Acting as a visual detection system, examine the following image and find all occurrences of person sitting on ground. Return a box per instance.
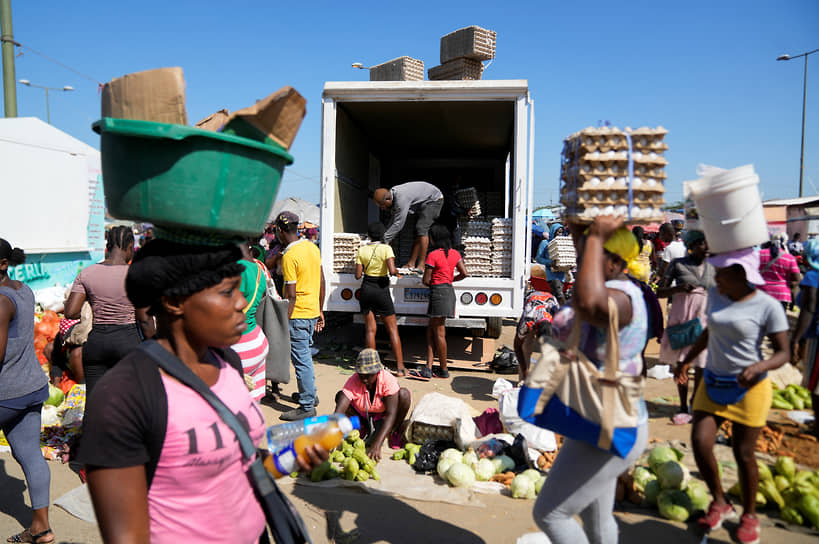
[356,222,405,377]
[514,265,558,383]
[334,348,411,461]
[373,181,444,271]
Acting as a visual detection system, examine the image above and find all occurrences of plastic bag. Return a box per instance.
[498,387,557,452]
[491,346,519,375]
[646,364,673,380]
[405,393,479,449]
[412,439,456,473]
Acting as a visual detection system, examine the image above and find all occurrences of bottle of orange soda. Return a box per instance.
[263,415,360,478]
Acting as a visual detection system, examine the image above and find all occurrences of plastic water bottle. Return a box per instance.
[265,414,340,452]
[263,415,360,479]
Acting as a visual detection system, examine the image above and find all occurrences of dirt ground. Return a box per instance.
[1,319,817,543]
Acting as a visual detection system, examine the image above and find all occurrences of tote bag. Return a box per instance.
[517,298,644,458]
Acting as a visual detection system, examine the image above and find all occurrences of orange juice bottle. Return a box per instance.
[263,415,360,478]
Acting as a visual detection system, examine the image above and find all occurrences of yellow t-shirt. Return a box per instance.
[282,239,322,319]
[355,243,395,277]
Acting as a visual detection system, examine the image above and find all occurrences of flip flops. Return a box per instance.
[433,368,450,379]
[408,367,432,381]
[395,369,408,378]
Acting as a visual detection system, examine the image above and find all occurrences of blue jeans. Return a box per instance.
[0,401,51,510]
[289,318,317,410]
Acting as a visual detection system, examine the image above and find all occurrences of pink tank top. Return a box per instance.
[149,357,266,543]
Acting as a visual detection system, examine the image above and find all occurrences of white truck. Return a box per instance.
[318,80,534,338]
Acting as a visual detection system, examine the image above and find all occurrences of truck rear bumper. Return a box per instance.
[351,314,488,329]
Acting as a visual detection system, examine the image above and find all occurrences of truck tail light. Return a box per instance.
[490,293,502,305]
[460,292,473,305]
[341,288,353,300]
[354,289,361,300]
[475,292,488,305]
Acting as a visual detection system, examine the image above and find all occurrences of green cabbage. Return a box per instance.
[657,489,693,522]
[644,479,662,506]
[520,469,543,482]
[446,463,476,488]
[462,450,479,469]
[511,474,536,499]
[491,455,515,474]
[440,448,463,464]
[633,466,657,492]
[648,446,680,473]
[437,458,456,479]
[657,461,689,490]
[685,480,710,513]
[475,458,495,481]
[535,475,546,494]
[45,384,64,407]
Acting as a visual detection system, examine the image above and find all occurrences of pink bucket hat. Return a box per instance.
[707,248,765,285]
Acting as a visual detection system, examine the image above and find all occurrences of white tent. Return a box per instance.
[268,197,320,226]
[0,117,103,253]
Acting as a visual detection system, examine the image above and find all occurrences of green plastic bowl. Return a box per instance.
[93,117,294,237]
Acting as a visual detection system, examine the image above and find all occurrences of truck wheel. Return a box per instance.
[485,317,503,339]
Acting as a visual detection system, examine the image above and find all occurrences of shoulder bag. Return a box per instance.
[138,340,311,544]
[254,262,292,384]
[517,298,644,458]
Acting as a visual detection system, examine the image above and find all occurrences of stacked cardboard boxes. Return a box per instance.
[428,26,496,81]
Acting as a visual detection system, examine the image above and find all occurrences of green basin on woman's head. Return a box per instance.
[93,117,293,237]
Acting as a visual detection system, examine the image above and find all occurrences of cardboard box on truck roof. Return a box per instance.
[101,67,187,125]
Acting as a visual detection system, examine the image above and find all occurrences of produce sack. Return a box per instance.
[518,298,644,458]
[497,383,557,452]
[405,393,479,449]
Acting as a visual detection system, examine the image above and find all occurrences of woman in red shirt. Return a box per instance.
[421,225,468,378]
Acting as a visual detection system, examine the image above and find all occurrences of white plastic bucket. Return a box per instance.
[682,180,701,231]
[689,164,768,254]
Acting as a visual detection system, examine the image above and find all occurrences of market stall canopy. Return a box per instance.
[268,197,320,226]
[532,208,556,221]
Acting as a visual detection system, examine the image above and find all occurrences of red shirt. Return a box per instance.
[341,369,400,414]
[425,248,462,285]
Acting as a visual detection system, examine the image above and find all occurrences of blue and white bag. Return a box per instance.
[517,298,644,458]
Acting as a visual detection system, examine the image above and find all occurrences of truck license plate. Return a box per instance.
[404,287,430,302]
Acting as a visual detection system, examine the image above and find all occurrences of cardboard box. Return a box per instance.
[222,86,306,150]
[369,57,424,81]
[195,109,230,132]
[101,67,187,125]
[440,26,497,63]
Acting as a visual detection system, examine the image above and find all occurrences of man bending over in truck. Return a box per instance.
[374,181,444,271]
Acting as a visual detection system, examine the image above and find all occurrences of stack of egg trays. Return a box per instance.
[559,126,668,223]
[547,235,576,272]
[490,218,513,277]
[463,236,491,277]
[333,233,361,274]
[455,186,481,217]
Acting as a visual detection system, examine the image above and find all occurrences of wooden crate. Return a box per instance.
[369,56,424,82]
[428,58,484,81]
[440,26,497,63]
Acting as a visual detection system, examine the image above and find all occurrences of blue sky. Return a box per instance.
[6,0,818,208]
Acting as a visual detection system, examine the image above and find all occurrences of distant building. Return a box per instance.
[763,196,819,239]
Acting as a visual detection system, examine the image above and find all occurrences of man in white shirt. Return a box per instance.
[658,222,686,277]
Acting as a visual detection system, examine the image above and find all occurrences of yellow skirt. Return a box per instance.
[692,377,772,428]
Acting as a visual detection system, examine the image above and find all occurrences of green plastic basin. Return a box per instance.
[93,117,294,236]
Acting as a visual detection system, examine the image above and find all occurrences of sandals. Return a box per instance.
[395,369,408,377]
[433,367,450,379]
[7,528,54,544]
[408,368,432,381]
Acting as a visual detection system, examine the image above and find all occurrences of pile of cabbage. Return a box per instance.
[625,445,708,522]
[727,455,819,530]
[434,448,546,498]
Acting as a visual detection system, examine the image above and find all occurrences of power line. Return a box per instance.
[2,37,103,86]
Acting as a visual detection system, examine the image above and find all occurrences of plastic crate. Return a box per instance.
[440,26,497,63]
[93,117,293,236]
[428,58,484,81]
[369,56,424,82]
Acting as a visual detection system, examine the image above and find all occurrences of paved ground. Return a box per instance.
[1,319,816,543]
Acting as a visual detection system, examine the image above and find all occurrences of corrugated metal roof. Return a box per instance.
[763,195,819,206]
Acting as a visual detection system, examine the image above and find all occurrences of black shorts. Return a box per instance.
[415,199,444,237]
[428,283,456,318]
[359,276,395,316]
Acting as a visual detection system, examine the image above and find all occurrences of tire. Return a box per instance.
[485,317,502,339]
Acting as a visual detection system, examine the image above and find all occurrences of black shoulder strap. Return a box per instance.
[136,340,311,544]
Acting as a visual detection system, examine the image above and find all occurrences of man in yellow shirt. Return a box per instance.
[276,211,325,421]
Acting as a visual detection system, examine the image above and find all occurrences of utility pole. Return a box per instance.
[0,0,17,117]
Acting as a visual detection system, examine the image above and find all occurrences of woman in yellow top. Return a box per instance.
[356,223,405,376]
[627,226,653,283]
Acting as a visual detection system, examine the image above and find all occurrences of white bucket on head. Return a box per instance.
[682,180,701,231]
[689,164,768,254]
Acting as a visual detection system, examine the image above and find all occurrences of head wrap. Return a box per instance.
[548,223,564,240]
[603,227,639,265]
[684,230,705,249]
[529,264,551,293]
[805,238,819,271]
[126,239,244,314]
[708,248,765,286]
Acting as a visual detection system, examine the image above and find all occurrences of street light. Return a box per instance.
[777,48,819,197]
[351,62,369,69]
[17,79,74,124]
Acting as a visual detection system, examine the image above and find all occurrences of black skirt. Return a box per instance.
[359,276,395,316]
[428,283,456,318]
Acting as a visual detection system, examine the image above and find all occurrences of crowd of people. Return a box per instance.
[4,194,819,543]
